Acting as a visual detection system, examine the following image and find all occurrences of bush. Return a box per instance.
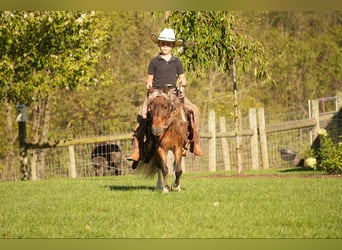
[314,130,342,174]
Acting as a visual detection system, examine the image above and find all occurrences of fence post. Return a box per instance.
[219,116,231,171]
[30,152,37,180]
[68,145,77,178]
[208,109,216,172]
[249,108,259,170]
[337,92,342,109]
[337,92,342,141]
[16,104,29,180]
[257,107,269,169]
[311,99,320,140]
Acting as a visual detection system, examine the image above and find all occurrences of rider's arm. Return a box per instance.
[146,74,153,89]
[178,74,187,87]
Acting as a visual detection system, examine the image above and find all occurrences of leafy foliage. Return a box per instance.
[0,11,106,105]
[314,134,342,174]
[242,11,342,113]
[166,11,268,82]
[50,11,162,136]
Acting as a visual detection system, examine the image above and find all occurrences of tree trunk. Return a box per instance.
[39,97,51,178]
[232,58,243,174]
[5,99,17,180]
[31,93,51,179]
[31,94,41,179]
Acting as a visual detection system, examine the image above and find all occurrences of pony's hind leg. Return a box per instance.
[157,169,163,191]
[157,168,169,193]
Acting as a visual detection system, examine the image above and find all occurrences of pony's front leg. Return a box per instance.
[171,149,183,192]
[161,165,170,193]
[171,169,182,192]
[157,149,170,192]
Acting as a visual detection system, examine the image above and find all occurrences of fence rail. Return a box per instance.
[1,94,341,181]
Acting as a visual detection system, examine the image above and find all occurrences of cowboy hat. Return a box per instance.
[151,28,183,47]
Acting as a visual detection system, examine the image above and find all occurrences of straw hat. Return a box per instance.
[151,28,183,47]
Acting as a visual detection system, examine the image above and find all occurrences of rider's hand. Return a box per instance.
[146,83,153,94]
[179,79,187,87]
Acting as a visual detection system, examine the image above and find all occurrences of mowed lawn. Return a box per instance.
[0,169,341,238]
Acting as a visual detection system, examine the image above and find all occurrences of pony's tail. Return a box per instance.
[134,154,159,178]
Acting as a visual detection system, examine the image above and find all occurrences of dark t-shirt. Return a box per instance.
[147,54,184,90]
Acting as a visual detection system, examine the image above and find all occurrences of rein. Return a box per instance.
[148,91,176,130]
[163,108,179,129]
[153,102,176,149]
[154,107,180,149]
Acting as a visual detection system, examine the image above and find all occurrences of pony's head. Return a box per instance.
[148,94,173,136]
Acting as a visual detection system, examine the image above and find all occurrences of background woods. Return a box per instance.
[1,11,342,179]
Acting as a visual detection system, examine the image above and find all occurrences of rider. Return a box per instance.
[128,28,204,161]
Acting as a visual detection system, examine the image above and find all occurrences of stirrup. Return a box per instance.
[182,142,190,156]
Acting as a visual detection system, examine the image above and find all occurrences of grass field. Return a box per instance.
[0,168,341,238]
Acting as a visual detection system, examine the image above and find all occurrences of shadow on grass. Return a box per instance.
[279,167,315,173]
[106,185,156,192]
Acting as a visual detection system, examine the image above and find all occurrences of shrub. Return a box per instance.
[313,130,342,174]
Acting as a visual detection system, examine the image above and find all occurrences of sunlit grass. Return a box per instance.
[0,169,341,238]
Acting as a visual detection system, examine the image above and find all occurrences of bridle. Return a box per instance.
[147,86,187,148]
[148,92,181,149]
[148,93,173,130]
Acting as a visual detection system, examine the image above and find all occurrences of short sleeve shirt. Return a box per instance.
[147,54,184,90]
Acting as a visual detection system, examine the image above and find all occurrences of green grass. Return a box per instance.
[0,169,341,238]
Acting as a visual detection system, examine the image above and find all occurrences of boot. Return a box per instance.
[127,136,139,161]
[193,140,205,156]
[192,125,204,156]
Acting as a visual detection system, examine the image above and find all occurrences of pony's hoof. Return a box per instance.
[162,186,170,193]
[171,183,181,192]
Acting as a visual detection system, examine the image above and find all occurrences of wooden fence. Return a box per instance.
[6,93,342,180]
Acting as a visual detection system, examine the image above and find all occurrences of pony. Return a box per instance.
[135,88,189,192]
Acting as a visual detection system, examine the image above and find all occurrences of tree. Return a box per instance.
[166,11,268,173]
[242,11,342,114]
[0,11,108,179]
[0,11,106,104]
[50,11,164,137]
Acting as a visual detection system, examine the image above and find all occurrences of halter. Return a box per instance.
[145,89,188,161]
[147,90,185,131]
